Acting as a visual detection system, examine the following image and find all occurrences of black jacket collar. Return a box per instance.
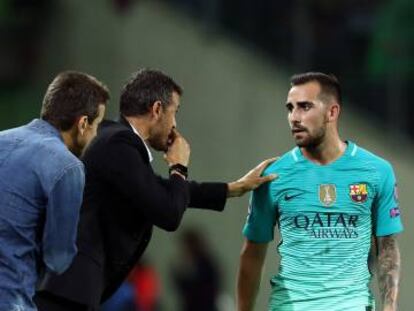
[119,115,132,130]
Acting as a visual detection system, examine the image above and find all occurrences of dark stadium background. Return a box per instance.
[0,1,412,310]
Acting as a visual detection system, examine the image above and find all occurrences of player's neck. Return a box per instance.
[301,135,347,165]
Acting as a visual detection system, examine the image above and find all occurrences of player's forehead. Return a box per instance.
[286,81,321,104]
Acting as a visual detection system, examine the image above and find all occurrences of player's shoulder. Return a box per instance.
[27,126,80,168]
[263,147,299,176]
[93,120,139,147]
[352,142,394,173]
[97,120,132,138]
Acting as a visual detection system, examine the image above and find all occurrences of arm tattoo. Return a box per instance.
[377,235,401,309]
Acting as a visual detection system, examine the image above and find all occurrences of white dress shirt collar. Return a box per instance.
[129,122,153,163]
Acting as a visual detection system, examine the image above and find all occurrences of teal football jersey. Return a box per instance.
[243,142,403,311]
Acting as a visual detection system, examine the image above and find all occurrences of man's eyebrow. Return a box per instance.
[297,101,313,105]
[285,101,314,108]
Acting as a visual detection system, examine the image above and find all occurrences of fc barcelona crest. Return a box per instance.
[349,183,368,203]
[319,184,336,206]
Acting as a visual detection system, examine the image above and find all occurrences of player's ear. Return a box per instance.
[76,116,89,136]
[150,101,163,121]
[327,102,340,122]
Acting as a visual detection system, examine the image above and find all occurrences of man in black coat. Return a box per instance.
[35,69,276,311]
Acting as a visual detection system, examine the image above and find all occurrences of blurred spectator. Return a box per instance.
[130,259,162,311]
[101,282,136,311]
[101,259,161,311]
[171,228,221,311]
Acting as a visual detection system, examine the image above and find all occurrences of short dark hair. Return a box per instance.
[290,72,342,105]
[120,69,183,116]
[41,71,109,131]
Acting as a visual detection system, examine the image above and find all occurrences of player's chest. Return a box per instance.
[275,173,376,214]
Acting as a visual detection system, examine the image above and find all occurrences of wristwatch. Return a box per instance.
[169,164,188,179]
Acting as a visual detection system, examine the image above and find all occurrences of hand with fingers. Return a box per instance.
[227,157,278,197]
[164,129,190,167]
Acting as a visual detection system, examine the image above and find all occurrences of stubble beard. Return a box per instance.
[295,126,326,150]
[148,130,169,152]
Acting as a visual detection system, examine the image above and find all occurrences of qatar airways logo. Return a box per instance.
[292,212,359,239]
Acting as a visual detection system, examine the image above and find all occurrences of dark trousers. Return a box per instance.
[34,292,91,311]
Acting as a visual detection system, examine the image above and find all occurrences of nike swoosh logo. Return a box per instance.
[284,193,303,201]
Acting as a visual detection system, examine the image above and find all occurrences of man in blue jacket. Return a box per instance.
[0,71,109,311]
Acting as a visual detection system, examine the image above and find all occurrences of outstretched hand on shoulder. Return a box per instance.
[227,157,278,198]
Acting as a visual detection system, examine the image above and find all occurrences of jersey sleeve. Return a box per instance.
[373,162,403,236]
[242,180,277,243]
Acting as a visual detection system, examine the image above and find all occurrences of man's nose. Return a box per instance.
[289,108,301,123]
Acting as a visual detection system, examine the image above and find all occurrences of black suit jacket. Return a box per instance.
[36,117,227,309]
